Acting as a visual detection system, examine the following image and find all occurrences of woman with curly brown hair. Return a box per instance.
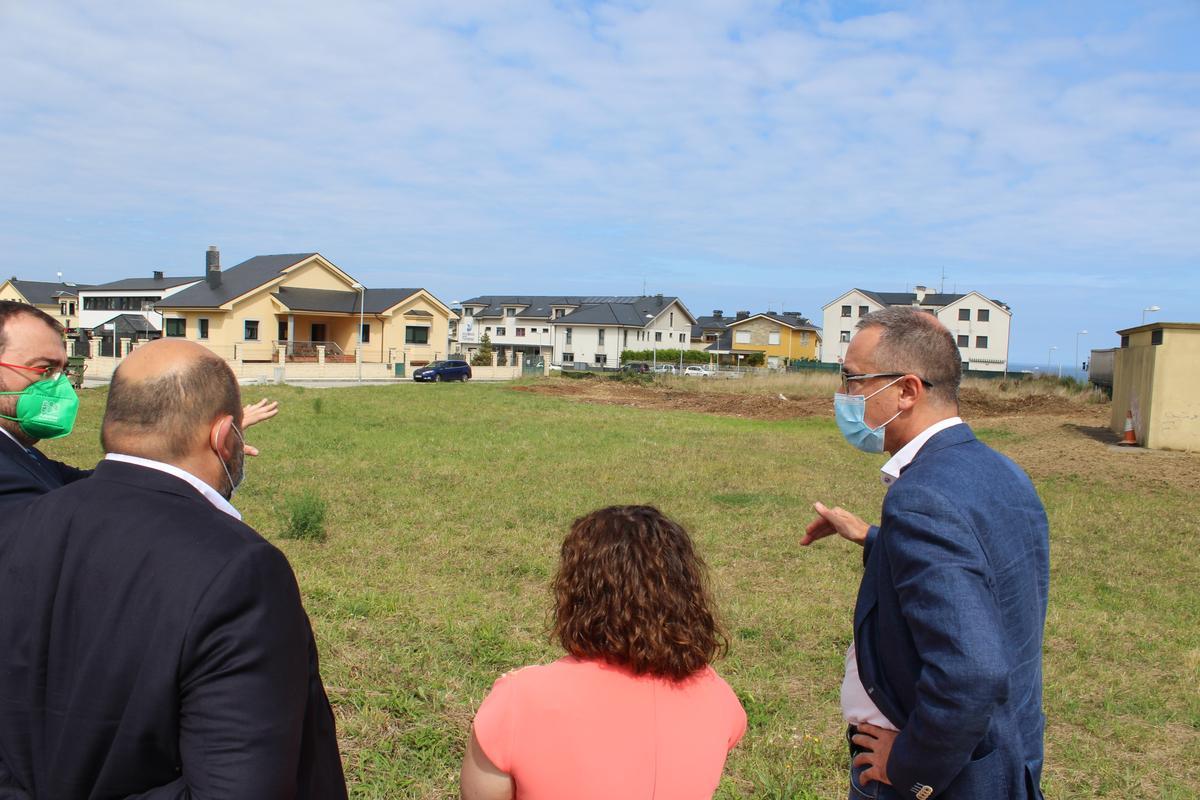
[460,505,746,800]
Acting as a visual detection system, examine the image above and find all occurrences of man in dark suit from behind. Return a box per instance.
[0,338,347,799]
[0,301,89,506]
[803,307,1049,799]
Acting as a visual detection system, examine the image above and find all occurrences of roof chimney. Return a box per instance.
[206,246,221,290]
[153,270,164,281]
[655,292,664,307]
[736,310,749,320]
[914,285,927,304]
[712,309,723,319]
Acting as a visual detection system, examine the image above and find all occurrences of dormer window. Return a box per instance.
[505,307,517,318]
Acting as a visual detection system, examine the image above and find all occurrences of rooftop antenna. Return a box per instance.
[940,267,947,294]
[642,278,647,296]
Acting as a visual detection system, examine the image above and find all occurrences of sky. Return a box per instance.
[2,1,1197,364]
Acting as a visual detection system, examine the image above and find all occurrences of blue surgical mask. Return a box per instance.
[834,377,903,454]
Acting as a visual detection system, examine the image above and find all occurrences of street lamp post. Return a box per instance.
[645,313,656,369]
[1047,345,1058,376]
[1142,305,1160,324]
[1075,330,1087,378]
[352,282,365,382]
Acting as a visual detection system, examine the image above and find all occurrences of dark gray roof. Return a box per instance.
[8,280,90,305]
[273,286,421,314]
[691,314,730,338]
[556,296,686,327]
[87,313,158,335]
[460,295,647,320]
[854,290,1010,312]
[158,254,318,309]
[88,276,203,291]
[729,311,821,331]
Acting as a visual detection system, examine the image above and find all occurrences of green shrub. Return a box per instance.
[282,490,327,541]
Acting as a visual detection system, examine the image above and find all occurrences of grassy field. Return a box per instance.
[45,380,1199,799]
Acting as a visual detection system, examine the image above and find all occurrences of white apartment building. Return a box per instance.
[78,271,204,332]
[455,294,696,368]
[821,286,1012,373]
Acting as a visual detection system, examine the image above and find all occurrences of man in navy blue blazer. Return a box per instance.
[804,307,1049,799]
[0,338,346,798]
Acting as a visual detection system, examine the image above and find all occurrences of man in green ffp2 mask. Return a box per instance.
[0,301,90,508]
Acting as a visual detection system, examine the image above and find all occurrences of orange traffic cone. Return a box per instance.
[1118,410,1138,446]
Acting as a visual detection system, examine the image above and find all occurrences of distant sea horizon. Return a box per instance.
[1006,361,1088,381]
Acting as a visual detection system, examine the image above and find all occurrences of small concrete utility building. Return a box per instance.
[1111,322,1200,451]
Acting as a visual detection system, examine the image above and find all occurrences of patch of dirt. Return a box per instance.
[513,379,1200,492]
[513,379,1089,423]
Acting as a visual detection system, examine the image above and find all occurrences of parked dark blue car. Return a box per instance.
[412,360,472,382]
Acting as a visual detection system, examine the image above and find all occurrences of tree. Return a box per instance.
[471,333,494,367]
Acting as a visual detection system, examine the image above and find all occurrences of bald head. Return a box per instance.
[102,339,242,460]
[855,306,962,407]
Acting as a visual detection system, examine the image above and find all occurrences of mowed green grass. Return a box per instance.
[45,382,1199,799]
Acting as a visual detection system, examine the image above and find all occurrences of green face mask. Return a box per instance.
[0,374,80,440]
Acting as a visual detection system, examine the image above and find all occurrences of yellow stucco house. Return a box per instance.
[723,312,822,369]
[154,249,452,366]
[0,278,87,333]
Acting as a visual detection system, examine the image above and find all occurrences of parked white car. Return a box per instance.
[653,364,677,374]
[683,365,714,377]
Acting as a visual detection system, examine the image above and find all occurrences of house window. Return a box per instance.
[405,326,430,344]
[840,331,850,343]
[957,335,969,347]
[669,312,674,326]
[768,331,780,345]
[958,308,970,321]
[977,309,990,322]
[565,328,572,345]
[485,326,491,333]
[624,330,628,346]
[595,354,607,365]
[60,302,68,315]
[496,327,507,336]
[735,331,751,344]
[464,307,474,316]
[554,309,565,318]
[1151,329,1164,346]
[1120,335,1130,348]
[244,320,259,341]
[516,327,526,337]
[801,332,809,345]
[598,329,605,345]
[361,324,371,344]
[165,319,185,337]
[975,336,988,349]
[841,305,852,317]
[505,307,516,318]
[198,318,209,339]
[655,331,662,342]
[679,333,685,343]
[562,352,574,362]
[858,305,869,317]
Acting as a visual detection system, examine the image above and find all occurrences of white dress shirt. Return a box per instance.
[104,453,241,520]
[840,416,964,729]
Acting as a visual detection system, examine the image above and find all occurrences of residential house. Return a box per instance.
[690,310,731,351]
[821,286,1012,372]
[723,311,821,369]
[455,294,696,368]
[0,278,89,333]
[154,248,452,366]
[78,272,204,332]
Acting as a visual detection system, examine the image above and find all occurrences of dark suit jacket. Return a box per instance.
[0,459,347,799]
[0,430,90,509]
[855,423,1049,799]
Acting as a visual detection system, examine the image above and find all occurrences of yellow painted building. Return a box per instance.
[1110,322,1200,451]
[154,250,452,366]
[724,312,822,369]
[0,278,85,333]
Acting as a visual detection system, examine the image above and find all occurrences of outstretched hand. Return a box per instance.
[801,501,871,547]
[240,399,280,457]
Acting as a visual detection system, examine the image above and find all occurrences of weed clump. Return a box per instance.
[282,490,327,541]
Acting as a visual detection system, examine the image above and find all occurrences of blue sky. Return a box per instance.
[2,0,1197,364]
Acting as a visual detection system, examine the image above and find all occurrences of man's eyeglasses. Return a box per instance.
[0,361,64,382]
[840,371,933,391]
